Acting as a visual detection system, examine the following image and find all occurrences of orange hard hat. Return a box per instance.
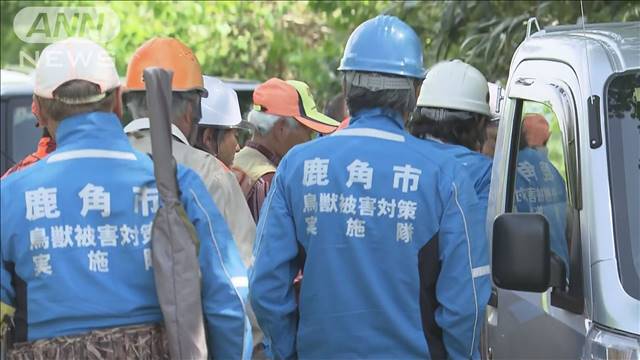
[125,37,207,96]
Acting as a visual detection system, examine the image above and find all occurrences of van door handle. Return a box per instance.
[515,77,535,86]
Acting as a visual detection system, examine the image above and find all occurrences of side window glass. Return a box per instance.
[510,101,572,284]
[9,96,40,165]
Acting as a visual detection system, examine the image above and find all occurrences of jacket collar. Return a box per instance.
[123,117,190,145]
[348,108,405,131]
[54,112,133,151]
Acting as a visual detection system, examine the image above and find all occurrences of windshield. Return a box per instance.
[606,70,640,300]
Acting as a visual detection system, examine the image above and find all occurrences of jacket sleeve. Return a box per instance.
[435,172,491,360]
[180,169,252,360]
[0,185,16,328]
[249,160,300,360]
[221,170,257,268]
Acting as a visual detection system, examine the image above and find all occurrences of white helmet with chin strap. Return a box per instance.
[416,59,491,117]
[200,76,246,128]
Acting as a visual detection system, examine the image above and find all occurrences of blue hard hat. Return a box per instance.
[338,15,426,79]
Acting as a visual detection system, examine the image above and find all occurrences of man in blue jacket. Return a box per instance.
[408,59,494,224]
[514,118,570,275]
[249,16,491,359]
[0,38,248,359]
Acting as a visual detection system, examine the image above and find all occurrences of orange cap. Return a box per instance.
[125,37,207,96]
[253,78,340,134]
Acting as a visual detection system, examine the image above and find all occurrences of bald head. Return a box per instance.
[523,113,550,147]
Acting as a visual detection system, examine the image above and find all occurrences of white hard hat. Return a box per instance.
[200,76,243,128]
[34,37,120,103]
[416,59,491,117]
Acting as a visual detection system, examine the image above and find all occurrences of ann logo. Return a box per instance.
[26,10,105,39]
[13,7,120,44]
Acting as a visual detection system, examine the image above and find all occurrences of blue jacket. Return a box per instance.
[424,140,492,222]
[0,112,250,359]
[514,147,569,273]
[249,108,491,359]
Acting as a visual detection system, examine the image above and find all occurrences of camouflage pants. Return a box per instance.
[8,324,169,360]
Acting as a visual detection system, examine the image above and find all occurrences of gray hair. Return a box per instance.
[125,91,200,125]
[247,110,299,136]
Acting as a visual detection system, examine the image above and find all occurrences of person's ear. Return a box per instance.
[182,102,194,129]
[203,128,215,150]
[178,102,199,144]
[32,96,48,128]
[112,87,123,120]
[273,118,288,142]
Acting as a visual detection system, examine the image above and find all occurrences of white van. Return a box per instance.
[485,20,639,359]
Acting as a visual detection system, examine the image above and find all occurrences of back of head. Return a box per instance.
[481,121,499,157]
[37,80,119,123]
[247,110,296,137]
[409,60,491,151]
[408,108,488,151]
[522,113,550,147]
[338,15,426,116]
[124,90,201,127]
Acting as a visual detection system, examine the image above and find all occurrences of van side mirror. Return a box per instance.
[492,213,566,292]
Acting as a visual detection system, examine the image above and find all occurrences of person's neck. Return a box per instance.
[48,123,60,141]
[249,136,282,166]
[251,137,278,156]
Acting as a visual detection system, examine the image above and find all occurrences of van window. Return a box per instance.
[1,96,40,174]
[10,97,40,162]
[509,101,574,288]
[606,70,640,301]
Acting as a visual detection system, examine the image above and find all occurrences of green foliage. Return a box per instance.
[399,0,640,83]
[1,0,638,108]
